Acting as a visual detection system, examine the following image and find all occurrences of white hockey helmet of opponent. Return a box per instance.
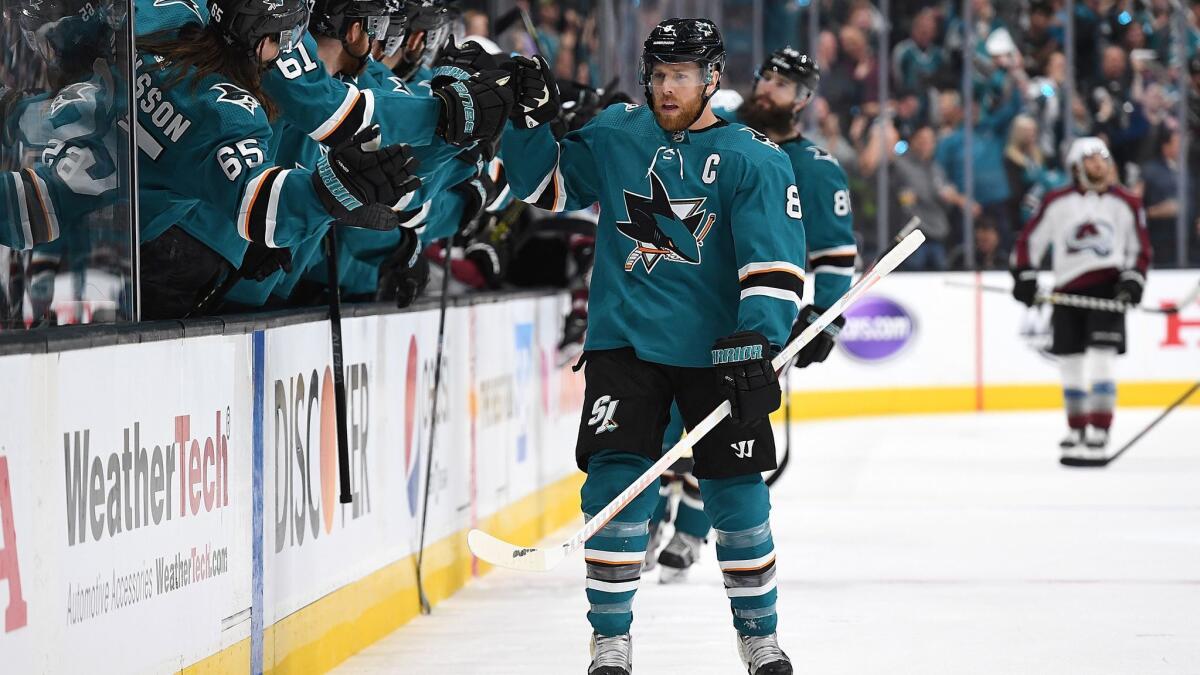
[1066,136,1113,191]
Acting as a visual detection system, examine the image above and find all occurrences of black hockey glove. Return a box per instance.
[712,331,781,425]
[1011,268,1039,307]
[789,305,844,369]
[238,241,293,282]
[504,55,561,129]
[313,125,421,228]
[430,37,498,85]
[433,70,515,147]
[1116,271,1145,305]
[375,228,428,308]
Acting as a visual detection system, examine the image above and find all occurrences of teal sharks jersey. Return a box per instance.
[777,136,856,310]
[134,51,336,264]
[500,104,807,368]
[2,62,124,251]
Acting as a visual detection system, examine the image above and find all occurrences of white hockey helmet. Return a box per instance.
[1066,136,1112,190]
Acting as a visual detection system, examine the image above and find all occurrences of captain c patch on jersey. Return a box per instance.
[616,170,717,273]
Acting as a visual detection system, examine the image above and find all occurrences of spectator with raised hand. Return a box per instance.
[935,51,1028,247]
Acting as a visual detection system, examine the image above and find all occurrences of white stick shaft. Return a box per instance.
[562,230,927,558]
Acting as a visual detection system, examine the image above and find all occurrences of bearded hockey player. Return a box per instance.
[1012,136,1151,465]
[501,18,804,675]
[647,48,859,584]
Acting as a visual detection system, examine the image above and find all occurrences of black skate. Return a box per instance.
[737,632,792,674]
[1061,427,1109,468]
[588,632,632,675]
[657,531,703,584]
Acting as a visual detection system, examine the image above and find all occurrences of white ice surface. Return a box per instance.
[335,409,1200,675]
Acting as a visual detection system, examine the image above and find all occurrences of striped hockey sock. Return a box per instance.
[581,452,658,637]
[701,474,778,637]
[1060,353,1088,429]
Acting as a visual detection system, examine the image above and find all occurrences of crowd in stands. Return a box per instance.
[793,0,1200,269]
[1,0,1197,331]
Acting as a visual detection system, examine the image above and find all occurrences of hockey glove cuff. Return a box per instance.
[712,331,781,424]
[433,71,515,147]
[790,305,844,369]
[1011,268,1039,307]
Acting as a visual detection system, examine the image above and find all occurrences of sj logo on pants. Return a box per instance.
[588,395,620,435]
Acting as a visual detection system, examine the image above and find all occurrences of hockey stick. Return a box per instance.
[1061,380,1200,468]
[468,230,927,572]
[415,238,454,614]
[765,370,790,488]
[944,280,1186,315]
[765,216,922,489]
[323,230,354,504]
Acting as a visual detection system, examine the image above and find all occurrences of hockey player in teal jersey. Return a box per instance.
[132,0,422,318]
[1,0,125,253]
[648,48,860,584]
[737,48,856,325]
[501,19,801,675]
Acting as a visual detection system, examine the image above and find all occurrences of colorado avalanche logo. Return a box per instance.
[210,83,260,115]
[1066,219,1114,257]
[616,170,716,273]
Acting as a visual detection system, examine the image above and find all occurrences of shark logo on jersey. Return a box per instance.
[1065,219,1114,257]
[616,169,717,273]
[739,126,781,152]
[153,0,202,21]
[806,145,840,165]
[386,76,412,93]
[210,83,260,115]
[49,82,98,118]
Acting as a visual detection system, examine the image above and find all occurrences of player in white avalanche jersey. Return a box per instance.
[1012,137,1151,464]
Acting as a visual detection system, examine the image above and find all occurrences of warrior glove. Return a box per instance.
[313,125,421,230]
[504,55,561,129]
[712,331,781,425]
[434,70,515,147]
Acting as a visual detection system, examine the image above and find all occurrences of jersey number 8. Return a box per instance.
[833,189,851,217]
[786,185,803,220]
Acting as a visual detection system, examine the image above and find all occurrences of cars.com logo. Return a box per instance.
[838,296,916,362]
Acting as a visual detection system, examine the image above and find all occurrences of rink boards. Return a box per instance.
[0,270,1197,673]
[780,269,1200,418]
[0,293,585,673]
